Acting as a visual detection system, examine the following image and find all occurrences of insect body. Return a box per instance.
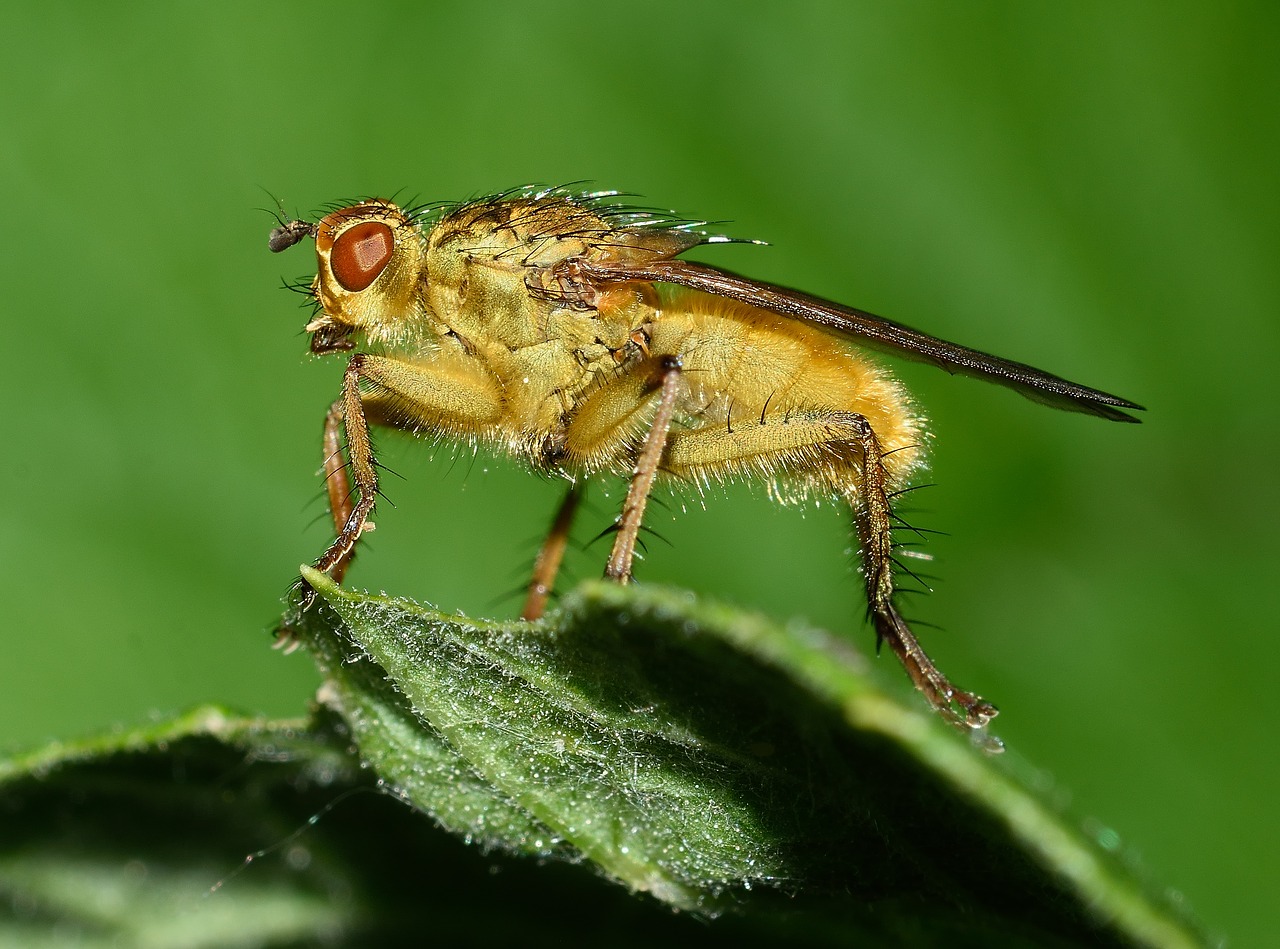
[270,187,1141,740]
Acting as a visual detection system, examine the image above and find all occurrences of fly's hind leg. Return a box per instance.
[845,415,999,734]
[664,409,998,737]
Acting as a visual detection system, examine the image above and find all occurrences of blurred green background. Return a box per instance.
[3,2,1274,943]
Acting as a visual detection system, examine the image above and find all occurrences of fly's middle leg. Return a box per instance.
[605,357,684,582]
[522,483,584,620]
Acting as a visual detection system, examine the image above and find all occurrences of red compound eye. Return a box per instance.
[330,221,393,291]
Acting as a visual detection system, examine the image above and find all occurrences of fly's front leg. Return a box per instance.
[299,349,505,609]
[301,354,379,607]
[320,398,361,586]
[606,356,683,582]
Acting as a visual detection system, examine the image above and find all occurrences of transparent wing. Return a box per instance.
[575,258,1143,422]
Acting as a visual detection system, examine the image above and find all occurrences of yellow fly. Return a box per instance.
[269,187,1141,741]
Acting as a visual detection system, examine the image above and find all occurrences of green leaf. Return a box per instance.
[0,708,367,947]
[288,568,1208,946]
[0,576,1208,946]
